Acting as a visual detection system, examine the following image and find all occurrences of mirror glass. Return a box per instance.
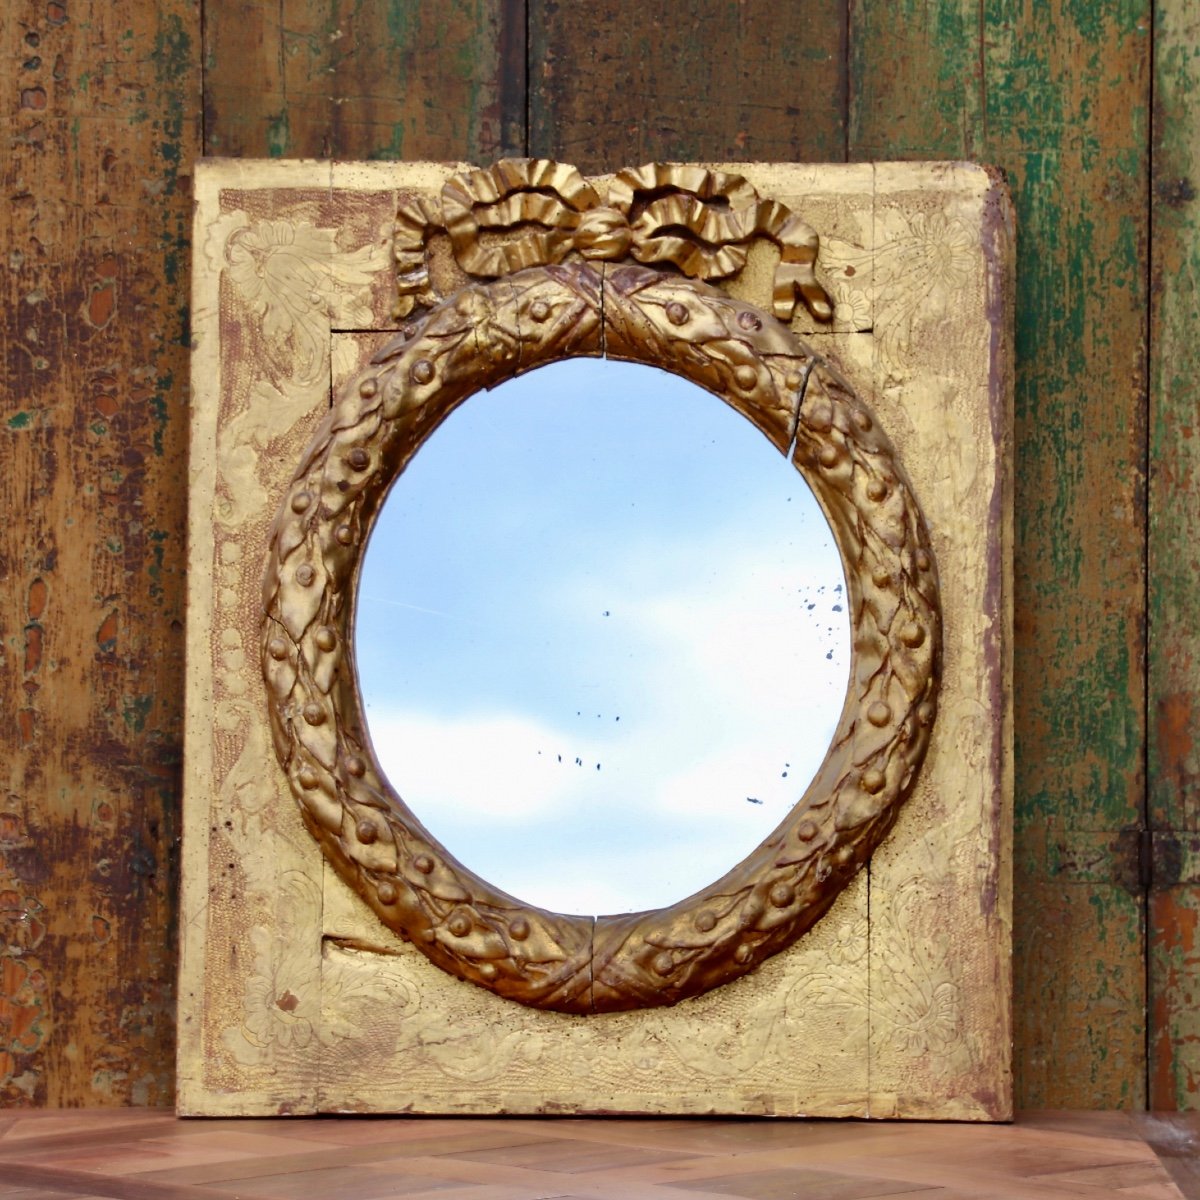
[356,358,850,916]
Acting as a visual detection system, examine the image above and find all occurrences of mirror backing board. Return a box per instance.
[180,159,1013,1119]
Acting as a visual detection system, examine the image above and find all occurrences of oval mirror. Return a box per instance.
[355,358,851,916]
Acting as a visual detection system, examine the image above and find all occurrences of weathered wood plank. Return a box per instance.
[528,1,845,173]
[0,0,1172,1111]
[1151,885,1200,1110]
[850,0,1151,1108]
[203,0,519,160]
[0,1,199,1104]
[1148,0,1200,1111]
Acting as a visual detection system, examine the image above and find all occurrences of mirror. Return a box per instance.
[356,358,850,915]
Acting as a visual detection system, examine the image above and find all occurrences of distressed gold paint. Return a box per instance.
[180,159,1011,1119]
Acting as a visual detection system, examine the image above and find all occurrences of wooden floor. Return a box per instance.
[0,1110,1196,1200]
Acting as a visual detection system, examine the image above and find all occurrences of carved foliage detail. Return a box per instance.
[261,263,942,1014]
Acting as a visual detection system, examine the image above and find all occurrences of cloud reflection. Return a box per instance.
[356,359,849,915]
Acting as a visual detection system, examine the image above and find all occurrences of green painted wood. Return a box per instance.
[203,0,521,160]
[851,0,1151,1109]
[528,1,845,173]
[1148,0,1200,1111]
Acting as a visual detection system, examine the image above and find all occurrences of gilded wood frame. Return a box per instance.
[262,253,939,1013]
[181,159,1012,1118]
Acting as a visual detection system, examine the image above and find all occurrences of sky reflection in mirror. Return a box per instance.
[356,358,849,916]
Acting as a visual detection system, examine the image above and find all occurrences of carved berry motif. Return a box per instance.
[261,263,940,1014]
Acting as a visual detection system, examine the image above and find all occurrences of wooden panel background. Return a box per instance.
[0,0,1191,1111]
[1149,0,1200,1113]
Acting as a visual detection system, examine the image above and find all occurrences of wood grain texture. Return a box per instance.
[1133,1111,1200,1196]
[528,1,845,173]
[850,0,1151,1109]
[203,0,519,160]
[1149,0,1200,1112]
[0,1,198,1105]
[0,1108,1189,1199]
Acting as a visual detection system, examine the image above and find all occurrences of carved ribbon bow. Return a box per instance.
[394,159,834,324]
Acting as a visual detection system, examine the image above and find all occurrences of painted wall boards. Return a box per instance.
[1,0,1191,1110]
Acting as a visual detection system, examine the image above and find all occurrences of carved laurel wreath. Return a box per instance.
[261,160,941,1014]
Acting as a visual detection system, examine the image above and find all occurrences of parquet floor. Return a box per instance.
[0,1110,1196,1200]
